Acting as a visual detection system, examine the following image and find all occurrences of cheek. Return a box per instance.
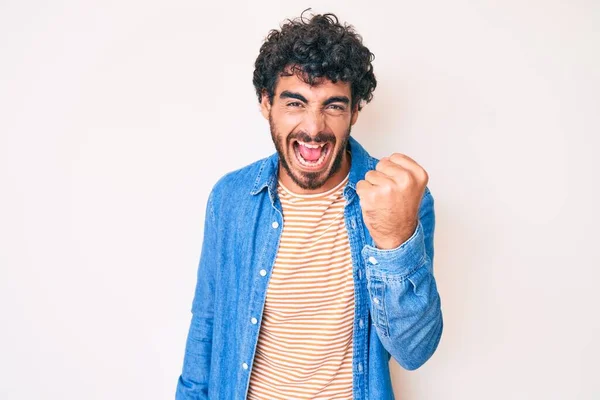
[274,115,302,137]
[325,111,351,125]
[330,118,352,138]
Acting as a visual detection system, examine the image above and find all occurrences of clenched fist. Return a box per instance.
[356,153,429,250]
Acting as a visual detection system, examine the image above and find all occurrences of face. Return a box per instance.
[261,70,360,192]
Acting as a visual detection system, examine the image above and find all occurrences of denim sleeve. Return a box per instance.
[176,189,217,399]
[361,187,443,370]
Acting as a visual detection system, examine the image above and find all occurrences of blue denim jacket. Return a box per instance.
[176,136,443,399]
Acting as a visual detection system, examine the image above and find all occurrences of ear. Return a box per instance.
[260,90,271,120]
[350,102,360,126]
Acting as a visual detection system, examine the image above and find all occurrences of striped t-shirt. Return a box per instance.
[247,171,355,400]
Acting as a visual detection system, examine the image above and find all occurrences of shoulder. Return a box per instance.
[207,154,273,207]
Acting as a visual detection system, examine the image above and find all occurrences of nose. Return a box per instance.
[301,108,326,137]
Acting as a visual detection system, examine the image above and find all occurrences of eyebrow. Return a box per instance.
[323,96,350,106]
[280,91,308,103]
[280,90,350,106]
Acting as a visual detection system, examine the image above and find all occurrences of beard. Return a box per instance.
[269,112,351,191]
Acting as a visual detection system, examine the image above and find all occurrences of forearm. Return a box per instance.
[362,189,443,370]
[176,312,213,399]
[176,189,218,399]
[365,247,443,370]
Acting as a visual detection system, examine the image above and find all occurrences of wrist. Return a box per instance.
[373,220,418,250]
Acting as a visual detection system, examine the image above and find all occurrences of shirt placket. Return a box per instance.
[344,190,369,400]
[241,191,284,399]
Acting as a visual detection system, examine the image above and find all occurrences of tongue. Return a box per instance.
[299,144,322,162]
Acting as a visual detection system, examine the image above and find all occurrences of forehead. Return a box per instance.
[274,72,351,100]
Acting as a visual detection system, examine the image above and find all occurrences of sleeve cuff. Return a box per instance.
[361,220,427,276]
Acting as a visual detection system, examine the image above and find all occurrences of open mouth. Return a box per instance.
[292,140,332,170]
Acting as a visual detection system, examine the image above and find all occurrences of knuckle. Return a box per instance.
[380,184,393,196]
[422,169,429,184]
[399,173,413,188]
[390,153,405,162]
[397,168,411,181]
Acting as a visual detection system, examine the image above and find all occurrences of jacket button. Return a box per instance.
[272,221,279,229]
[373,297,380,305]
[251,317,258,325]
[259,269,267,277]
[368,256,378,265]
[242,362,248,370]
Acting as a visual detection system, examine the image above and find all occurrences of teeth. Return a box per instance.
[295,141,329,167]
[298,141,326,148]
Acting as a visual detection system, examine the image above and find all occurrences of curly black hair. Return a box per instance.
[253,9,377,111]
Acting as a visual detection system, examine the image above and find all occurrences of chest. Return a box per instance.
[265,199,355,312]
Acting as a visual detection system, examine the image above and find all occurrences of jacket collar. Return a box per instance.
[250,136,374,203]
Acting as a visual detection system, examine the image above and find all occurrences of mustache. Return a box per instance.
[287,132,336,144]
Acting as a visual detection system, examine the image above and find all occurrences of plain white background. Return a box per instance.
[1,1,599,399]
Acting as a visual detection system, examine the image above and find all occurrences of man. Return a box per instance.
[176,10,443,400]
